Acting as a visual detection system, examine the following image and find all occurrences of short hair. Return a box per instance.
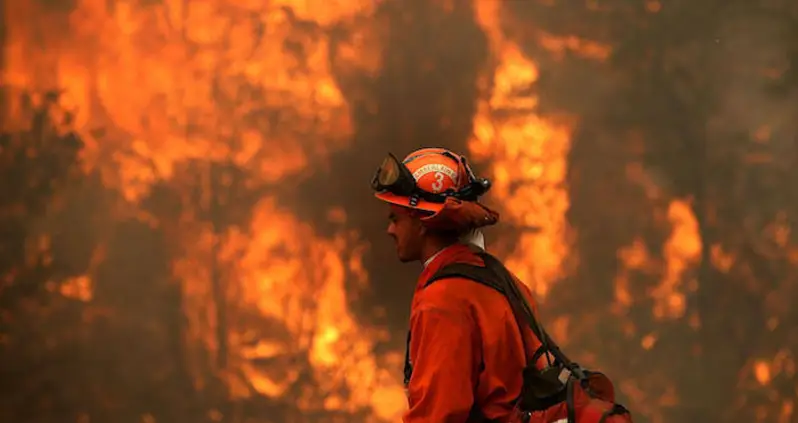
[406,210,463,243]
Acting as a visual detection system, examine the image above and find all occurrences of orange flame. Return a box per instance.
[4,0,372,202]
[469,0,574,300]
[651,200,702,320]
[614,238,654,315]
[612,198,702,322]
[745,350,797,422]
[5,0,404,419]
[537,33,612,61]
[754,360,772,385]
[174,198,406,418]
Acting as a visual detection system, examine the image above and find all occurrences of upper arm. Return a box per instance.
[403,286,481,423]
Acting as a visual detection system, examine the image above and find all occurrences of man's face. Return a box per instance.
[386,204,425,263]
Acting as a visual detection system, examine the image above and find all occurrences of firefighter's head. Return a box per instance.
[371,148,499,262]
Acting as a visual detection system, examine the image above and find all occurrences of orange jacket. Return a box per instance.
[403,244,544,423]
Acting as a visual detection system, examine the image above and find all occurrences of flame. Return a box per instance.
[612,200,702,321]
[651,200,702,320]
[752,350,796,386]
[711,243,735,273]
[175,198,405,418]
[745,351,796,422]
[174,200,408,418]
[5,0,404,419]
[754,360,772,385]
[4,0,373,202]
[469,0,574,299]
[537,33,612,61]
[613,238,654,314]
[58,275,94,302]
[640,333,657,350]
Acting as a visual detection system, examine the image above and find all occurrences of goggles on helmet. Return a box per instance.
[370,151,491,203]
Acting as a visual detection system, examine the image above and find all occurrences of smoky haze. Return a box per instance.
[1,1,797,423]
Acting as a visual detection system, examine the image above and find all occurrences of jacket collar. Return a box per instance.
[415,243,481,294]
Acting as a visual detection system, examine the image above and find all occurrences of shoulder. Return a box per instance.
[414,272,507,316]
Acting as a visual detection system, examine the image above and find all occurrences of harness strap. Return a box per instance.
[419,253,576,371]
[566,380,576,423]
[424,263,547,368]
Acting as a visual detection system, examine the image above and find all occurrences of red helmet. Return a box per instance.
[370,147,491,214]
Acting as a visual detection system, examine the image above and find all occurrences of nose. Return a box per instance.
[387,222,396,236]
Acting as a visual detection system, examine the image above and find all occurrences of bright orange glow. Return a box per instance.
[754,360,772,385]
[4,0,404,419]
[651,200,702,320]
[469,0,574,300]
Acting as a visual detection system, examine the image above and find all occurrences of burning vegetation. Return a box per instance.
[1,0,797,423]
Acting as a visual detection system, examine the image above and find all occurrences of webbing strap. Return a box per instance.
[423,258,548,348]
[422,263,547,368]
[480,253,584,378]
[421,253,579,371]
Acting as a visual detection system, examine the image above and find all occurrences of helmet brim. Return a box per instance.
[374,191,445,215]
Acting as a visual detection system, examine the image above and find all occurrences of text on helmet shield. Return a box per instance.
[412,164,458,193]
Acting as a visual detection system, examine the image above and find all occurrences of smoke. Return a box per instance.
[705,6,798,244]
[708,10,797,151]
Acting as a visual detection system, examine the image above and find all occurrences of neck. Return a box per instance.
[420,238,456,265]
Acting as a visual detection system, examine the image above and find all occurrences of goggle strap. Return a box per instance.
[460,156,477,184]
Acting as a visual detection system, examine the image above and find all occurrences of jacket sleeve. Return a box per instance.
[403,304,481,423]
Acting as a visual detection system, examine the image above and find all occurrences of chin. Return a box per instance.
[395,248,415,263]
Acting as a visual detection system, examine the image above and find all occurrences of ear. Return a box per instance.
[418,222,428,236]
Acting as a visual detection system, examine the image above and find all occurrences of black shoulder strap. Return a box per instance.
[423,260,547,345]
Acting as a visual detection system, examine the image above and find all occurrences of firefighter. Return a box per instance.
[370,147,538,422]
[370,148,632,423]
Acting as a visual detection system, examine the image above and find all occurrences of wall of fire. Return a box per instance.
[2,1,797,423]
